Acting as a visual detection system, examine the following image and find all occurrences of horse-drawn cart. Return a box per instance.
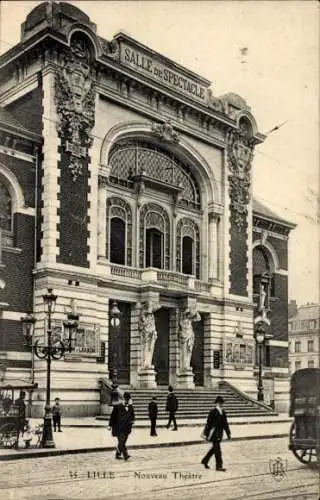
[0,381,37,448]
[289,368,320,467]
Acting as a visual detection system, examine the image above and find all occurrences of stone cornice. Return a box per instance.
[0,27,264,146]
[97,81,227,150]
[253,219,292,238]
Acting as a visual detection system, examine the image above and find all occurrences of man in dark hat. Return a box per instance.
[148,396,158,436]
[166,385,178,431]
[201,396,231,471]
[109,391,135,460]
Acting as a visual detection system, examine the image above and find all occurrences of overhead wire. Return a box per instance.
[0,74,318,224]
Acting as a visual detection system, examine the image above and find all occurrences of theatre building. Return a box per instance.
[0,2,295,416]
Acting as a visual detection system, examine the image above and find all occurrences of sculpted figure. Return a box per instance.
[139,301,160,369]
[258,283,267,316]
[179,308,201,372]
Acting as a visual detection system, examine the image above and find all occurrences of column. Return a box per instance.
[97,184,107,259]
[208,213,219,281]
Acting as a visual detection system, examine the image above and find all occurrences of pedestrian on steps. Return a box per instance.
[166,385,178,431]
[109,392,135,461]
[201,396,231,471]
[148,396,158,436]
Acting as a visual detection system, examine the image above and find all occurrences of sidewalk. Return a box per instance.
[0,415,291,461]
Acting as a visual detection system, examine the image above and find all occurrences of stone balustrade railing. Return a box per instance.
[109,264,214,294]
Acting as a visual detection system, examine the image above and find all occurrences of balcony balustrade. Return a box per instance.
[109,263,212,294]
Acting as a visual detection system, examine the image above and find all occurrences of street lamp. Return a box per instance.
[109,301,121,405]
[254,324,266,402]
[21,289,78,448]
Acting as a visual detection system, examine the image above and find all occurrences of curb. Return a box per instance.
[0,433,288,461]
[61,419,291,429]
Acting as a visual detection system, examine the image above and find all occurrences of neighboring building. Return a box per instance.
[289,304,320,373]
[0,1,295,415]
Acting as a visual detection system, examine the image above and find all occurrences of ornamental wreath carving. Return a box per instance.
[227,125,255,229]
[55,37,96,181]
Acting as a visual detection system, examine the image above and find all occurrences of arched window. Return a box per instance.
[182,236,193,275]
[107,197,132,266]
[176,218,200,278]
[110,218,125,265]
[0,180,12,232]
[253,245,275,298]
[109,140,201,210]
[139,203,170,269]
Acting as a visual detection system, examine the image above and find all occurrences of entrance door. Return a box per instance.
[191,314,204,386]
[153,308,169,385]
[108,301,131,384]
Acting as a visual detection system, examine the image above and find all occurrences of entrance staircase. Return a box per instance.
[99,381,277,420]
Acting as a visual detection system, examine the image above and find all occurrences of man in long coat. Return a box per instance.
[201,396,231,471]
[109,392,135,460]
[166,385,178,431]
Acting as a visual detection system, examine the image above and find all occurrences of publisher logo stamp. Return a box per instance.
[269,457,287,481]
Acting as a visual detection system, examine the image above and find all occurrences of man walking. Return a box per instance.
[166,385,178,431]
[201,396,231,471]
[109,392,135,460]
[148,396,158,436]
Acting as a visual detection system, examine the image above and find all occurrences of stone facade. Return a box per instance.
[0,2,295,416]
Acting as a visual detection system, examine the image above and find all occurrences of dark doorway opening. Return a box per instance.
[108,301,131,384]
[182,236,193,275]
[110,217,125,265]
[146,228,162,268]
[191,314,204,386]
[153,308,169,385]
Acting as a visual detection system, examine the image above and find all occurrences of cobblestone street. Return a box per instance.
[1,438,319,499]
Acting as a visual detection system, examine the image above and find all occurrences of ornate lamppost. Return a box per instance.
[254,324,266,401]
[109,301,121,405]
[21,289,79,448]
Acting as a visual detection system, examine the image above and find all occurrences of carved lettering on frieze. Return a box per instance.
[55,36,96,182]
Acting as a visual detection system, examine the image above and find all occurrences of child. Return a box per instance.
[23,420,33,448]
[148,396,158,436]
[52,397,62,432]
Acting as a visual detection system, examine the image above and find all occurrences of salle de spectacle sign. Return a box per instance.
[120,44,207,103]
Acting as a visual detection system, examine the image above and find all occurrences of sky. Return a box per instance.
[0,0,319,305]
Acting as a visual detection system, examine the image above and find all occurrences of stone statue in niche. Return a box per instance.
[139,301,161,369]
[179,308,201,372]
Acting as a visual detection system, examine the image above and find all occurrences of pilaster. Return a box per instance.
[130,303,141,387]
[169,308,179,387]
[40,70,59,264]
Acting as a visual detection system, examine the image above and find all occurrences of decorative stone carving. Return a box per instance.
[261,229,269,246]
[100,38,120,60]
[151,120,180,143]
[139,300,161,369]
[227,127,255,229]
[55,36,96,181]
[179,308,201,372]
